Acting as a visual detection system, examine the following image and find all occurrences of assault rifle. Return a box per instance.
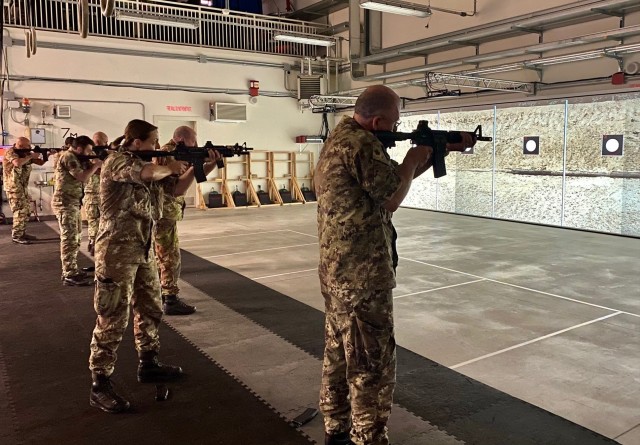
[76,146,111,163]
[373,120,492,178]
[13,145,59,162]
[135,141,253,183]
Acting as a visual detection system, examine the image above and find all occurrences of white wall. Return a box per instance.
[2,29,324,214]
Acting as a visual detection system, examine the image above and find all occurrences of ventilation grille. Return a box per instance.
[214,103,247,123]
[55,105,71,118]
[297,75,326,100]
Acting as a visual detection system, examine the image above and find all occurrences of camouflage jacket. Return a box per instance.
[315,116,401,291]
[2,148,33,193]
[82,150,101,206]
[51,149,84,209]
[94,151,163,265]
[154,139,185,221]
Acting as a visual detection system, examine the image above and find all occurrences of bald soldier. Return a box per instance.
[153,126,220,315]
[2,137,45,244]
[83,131,109,255]
[315,85,475,445]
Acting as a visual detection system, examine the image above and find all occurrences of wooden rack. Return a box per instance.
[197,150,316,210]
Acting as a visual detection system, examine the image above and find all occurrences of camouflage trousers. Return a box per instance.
[89,258,163,377]
[320,285,396,445]
[153,218,181,296]
[6,190,31,238]
[84,201,100,242]
[54,204,82,278]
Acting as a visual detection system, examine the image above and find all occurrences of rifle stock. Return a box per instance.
[373,121,492,178]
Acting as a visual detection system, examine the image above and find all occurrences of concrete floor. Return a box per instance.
[169,204,640,445]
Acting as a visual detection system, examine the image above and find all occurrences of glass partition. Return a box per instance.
[401,91,640,237]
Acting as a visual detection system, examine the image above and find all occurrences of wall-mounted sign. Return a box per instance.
[30,128,46,144]
[523,136,539,155]
[165,105,193,112]
[602,135,623,156]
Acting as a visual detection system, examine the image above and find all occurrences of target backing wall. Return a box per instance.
[389,92,640,237]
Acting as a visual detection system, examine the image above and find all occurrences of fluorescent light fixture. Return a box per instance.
[359,0,432,18]
[115,10,200,29]
[606,42,640,55]
[464,64,524,75]
[525,51,602,66]
[273,33,336,47]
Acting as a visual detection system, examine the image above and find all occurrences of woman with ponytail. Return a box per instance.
[87,119,189,413]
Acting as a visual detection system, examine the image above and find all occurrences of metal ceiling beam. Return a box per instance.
[351,0,640,65]
[309,95,358,107]
[285,0,350,21]
[425,72,535,94]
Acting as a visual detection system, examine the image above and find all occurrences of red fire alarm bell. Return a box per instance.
[611,72,625,85]
[249,80,260,97]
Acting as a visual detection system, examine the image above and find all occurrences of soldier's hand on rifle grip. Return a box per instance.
[446,132,476,152]
[204,149,224,169]
[167,160,189,176]
[30,152,42,160]
[91,158,103,167]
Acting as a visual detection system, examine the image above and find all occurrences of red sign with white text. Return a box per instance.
[165,105,192,112]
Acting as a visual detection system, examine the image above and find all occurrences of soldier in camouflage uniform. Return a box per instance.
[83,132,109,255]
[2,137,45,244]
[88,119,195,414]
[315,85,474,445]
[153,126,219,315]
[51,136,102,286]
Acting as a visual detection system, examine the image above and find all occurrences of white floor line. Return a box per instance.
[450,311,623,369]
[394,279,486,299]
[400,256,640,318]
[203,242,318,258]
[180,229,290,242]
[252,268,318,280]
[287,229,319,238]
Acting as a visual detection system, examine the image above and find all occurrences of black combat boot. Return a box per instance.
[137,351,183,383]
[162,294,196,316]
[63,273,90,286]
[89,373,130,413]
[325,432,355,445]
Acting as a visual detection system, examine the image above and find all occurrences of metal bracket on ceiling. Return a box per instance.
[591,7,625,18]
[603,51,625,71]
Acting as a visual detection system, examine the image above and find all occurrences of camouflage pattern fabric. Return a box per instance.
[89,151,164,376]
[51,149,84,211]
[320,286,396,445]
[153,139,186,296]
[2,148,33,238]
[51,149,86,277]
[55,205,82,278]
[153,217,181,296]
[89,259,162,376]
[315,116,401,291]
[315,116,402,445]
[155,140,185,222]
[83,171,101,241]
